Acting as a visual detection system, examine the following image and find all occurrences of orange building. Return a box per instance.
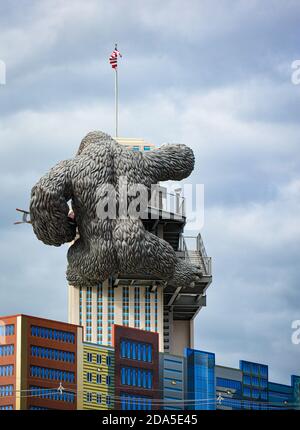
[0,314,82,410]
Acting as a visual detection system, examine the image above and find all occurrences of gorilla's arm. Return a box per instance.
[30,160,76,246]
[142,144,195,182]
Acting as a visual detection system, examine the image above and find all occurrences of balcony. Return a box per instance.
[178,234,212,277]
[142,185,186,222]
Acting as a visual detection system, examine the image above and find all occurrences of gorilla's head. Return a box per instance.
[77,131,117,155]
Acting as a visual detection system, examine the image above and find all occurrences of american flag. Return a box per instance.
[109,47,122,69]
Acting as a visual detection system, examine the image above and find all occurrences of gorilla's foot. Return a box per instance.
[66,267,100,288]
[168,258,202,289]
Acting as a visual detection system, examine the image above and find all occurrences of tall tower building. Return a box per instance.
[68,137,212,354]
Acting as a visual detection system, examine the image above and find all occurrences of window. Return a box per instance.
[96,374,102,384]
[97,284,103,344]
[30,366,75,383]
[97,354,102,364]
[143,146,151,151]
[121,367,153,389]
[120,393,151,410]
[243,387,251,397]
[132,146,140,151]
[0,365,14,377]
[134,287,140,328]
[120,339,152,363]
[216,378,241,392]
[0,405,13,410]
[261,391,268,401]
[106,395,111,406]
[122,287,129,326]
[87,353,93,363]
[97,394,102,404]
[30,346,75,363]
[30,386,75,403]
[260,378,267,389]
[106,375,111,386]
[145,288,151,331]
[86,287,92,342]
[0,385,13,397]
[79,287,83,326]
[0,325,14,337]
[86,392,93,402]
[107,285,114,346]
[31,326,75,344]
[106,356,112,366]
[86,372,92,383]
[243,375,251,385]
[0,345,14,356]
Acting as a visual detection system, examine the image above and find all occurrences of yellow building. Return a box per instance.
[77,342,115,410]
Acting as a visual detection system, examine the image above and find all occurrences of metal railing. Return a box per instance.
[179,234,212,276]
[148,185,185,218]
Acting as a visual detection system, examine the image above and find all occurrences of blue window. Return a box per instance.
[0,325,14,337]
[97,394,102,404]
[30,366,75,383]
[96,374,102,384]
[216,378,242,392]
[143,146,151,151]
[86,392,92,402]
[0,365,14,376]
[30,346,74,363]
[0,385,13,397]
[120,339,152,362]
[106,395,111,406]
[120,393,152,410]
[243,387,251,397]
[0,345,14,356]
[261,391,268,400]
[0,405,13,410]
[31,326,75,344]
[97,354,102,364]
[120,367,153,389]
[86,372,92,382]
[132,146,140,151]
[106,356,111,366]
[106,375,111,385]
[87,353,93,362]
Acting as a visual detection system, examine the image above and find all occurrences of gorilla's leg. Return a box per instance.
[140,231,202,288]
[168,258,202,288]
[113,219,201,288]
[113,219,176,278]
[66,237,116,287]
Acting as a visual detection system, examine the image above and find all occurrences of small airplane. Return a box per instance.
[14,208,31,225]
[14,208,76,226]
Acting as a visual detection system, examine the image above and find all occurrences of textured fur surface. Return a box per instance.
[30,131,202,287]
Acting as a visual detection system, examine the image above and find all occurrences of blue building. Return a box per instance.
[268,375,300,410]
[160,353,185,410]
[185,348,216,410]
[215,365,243,410]
[239,360,269,409]
[183,350,299,411]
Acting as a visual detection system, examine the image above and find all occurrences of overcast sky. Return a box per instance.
[0,0,299,384]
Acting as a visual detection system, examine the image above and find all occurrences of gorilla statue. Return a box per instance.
[30,131,202,288]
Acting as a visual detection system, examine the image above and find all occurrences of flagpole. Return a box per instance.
[115,67,118,137]
[115,43,118,137]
